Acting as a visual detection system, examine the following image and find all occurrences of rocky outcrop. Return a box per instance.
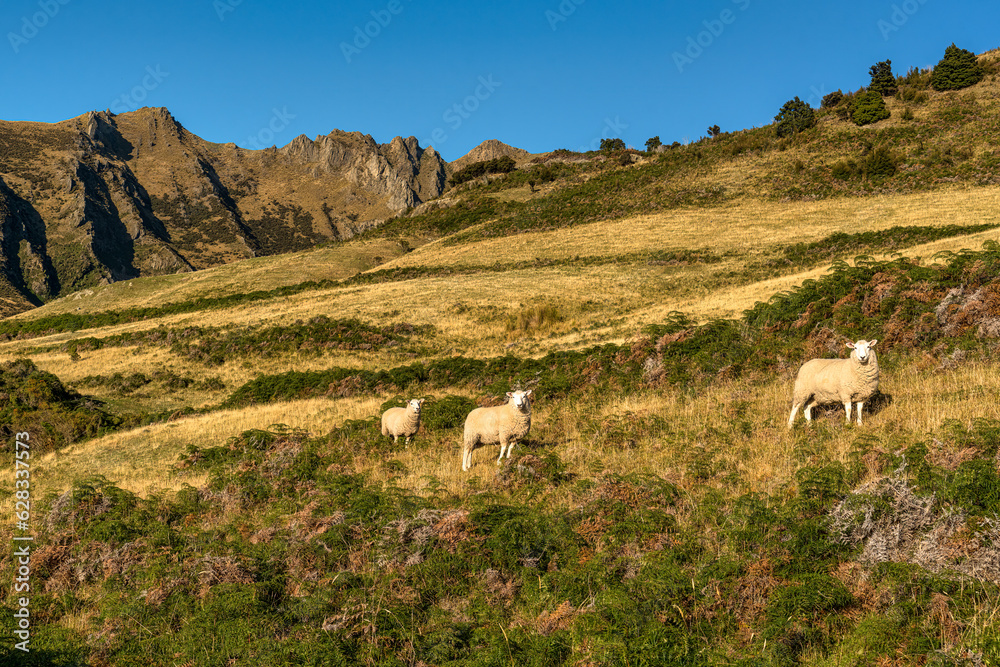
[281,131,448,214]
[451,139,530,172]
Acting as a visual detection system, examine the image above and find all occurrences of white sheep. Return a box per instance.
[381,398,424,445]
[787,339,880,428]
[462,390,532,471]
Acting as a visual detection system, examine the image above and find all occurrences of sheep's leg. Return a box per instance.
[506,441,515,459]
[788,403,802,429]
[497,440,508,464]
[405,435,411,445]
[856,402,864,425]
[844,402,852,424]
[462,447,470,471]
[804,399,816,423]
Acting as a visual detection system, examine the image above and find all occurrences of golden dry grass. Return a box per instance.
[386,185,1000,269]
[13,396,384,504]
[5,184,1000,380]
[13,237,408,319]
[324,354,1000,503]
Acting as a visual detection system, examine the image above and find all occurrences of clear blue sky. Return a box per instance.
[2,0,998,161]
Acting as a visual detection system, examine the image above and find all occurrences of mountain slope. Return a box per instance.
[0,107,449,314]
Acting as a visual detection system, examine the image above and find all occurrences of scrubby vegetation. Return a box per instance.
[449,156,517,186]
[6,408,1000,663]
[0,358,116,452]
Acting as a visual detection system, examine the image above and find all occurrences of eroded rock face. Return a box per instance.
[0,107,453,313]
[280,131,448,213]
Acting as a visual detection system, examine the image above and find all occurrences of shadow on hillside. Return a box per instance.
[811,390,893,425]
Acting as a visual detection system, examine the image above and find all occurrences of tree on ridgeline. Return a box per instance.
[448,156,517,186]
[821,90,844,108]
[707,124,721,138]
[600,138,626,152]
[869,59,897,96]
[645,136,662,152]
[774,97,816,137]
[931,43,985,91]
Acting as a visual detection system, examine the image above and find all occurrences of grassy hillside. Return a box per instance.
[4,52,1000,666]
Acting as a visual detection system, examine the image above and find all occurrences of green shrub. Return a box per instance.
[774,97,816,137]
[850,90,891,125]
[421,394,478,430]
[821,90,844,108]
[931,43,985,91]
[947,459,1000,514]
[449,156,518,186]
[831,159,858,180]
[863,146,897,181]
[0,359,117,452]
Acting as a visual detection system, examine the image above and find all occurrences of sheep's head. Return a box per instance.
[407,398,425,415]
[846,339,878,364]
[506,390,533,411]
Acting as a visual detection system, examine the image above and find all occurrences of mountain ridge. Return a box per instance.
[0,107,476,315]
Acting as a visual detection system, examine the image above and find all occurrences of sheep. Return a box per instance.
[787,339,879,428]
[462,390,532,471]
[381,398,424,445]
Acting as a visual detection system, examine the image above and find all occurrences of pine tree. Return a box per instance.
[931,43,984,91]
[869,60,897,96]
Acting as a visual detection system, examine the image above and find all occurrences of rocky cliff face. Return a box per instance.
[0,107,450,315]
[281,131,447,215]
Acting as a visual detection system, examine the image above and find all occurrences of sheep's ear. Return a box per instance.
[506,392,513,398]
[846,342,855,349]
[870,339,878,347]
[525,390,533,397]
[419,398,425,405]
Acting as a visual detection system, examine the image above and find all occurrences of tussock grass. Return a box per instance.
[8,396,382,502]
